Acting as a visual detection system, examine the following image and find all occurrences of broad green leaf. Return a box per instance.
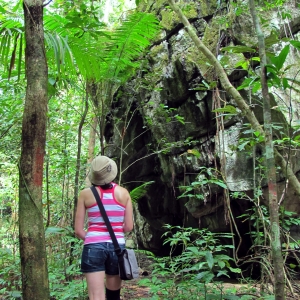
[290,40,300,50]
[45,227,66,235]
[221,45,256,53]
[260,296,275,300]
[216,270,230,277]
[205,251,214,269]
[211,180,227,189]
[186,246,200,254]
[12,0,22,13]
[0,5,6,14]
[187,149,201,158]
[223,295,240,300]
[228,266,242,273]
[8,291,22,298]
[282,77,289,89]
[270,44,290,71]
[218,260,226,269]
[196,270,211,280]
[212,105,237,114]
[264,32,279,48]
[252,80,262,93]
[237,76,259,90]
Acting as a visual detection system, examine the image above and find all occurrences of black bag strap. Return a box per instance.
[90,185,122,255]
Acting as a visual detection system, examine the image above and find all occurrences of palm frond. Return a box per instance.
[130,181,155,203]
[0,17,23,77]
[103,12,160,81]
[44,13,110,80]
[0,9,160,85]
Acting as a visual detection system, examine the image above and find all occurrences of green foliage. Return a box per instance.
[130,181,155,203]
[157,136,201,156]
[212,105,239,121]
[43,10,160,83]
[139,225,243,299]
[232,40,300,93]
[0,217,21,298]
[237,204,300,282]
[1,214,87,299]
[233,123,265,152]
[178,167,227,201]
[145,103,185,126]
[0,4,159,87]
[46,227,87,299]
[279,209,300,232]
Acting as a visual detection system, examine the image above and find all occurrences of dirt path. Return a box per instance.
[121,279,150,299]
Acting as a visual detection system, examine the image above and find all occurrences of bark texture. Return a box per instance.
[249,1,285,298]
[19,1,49,299]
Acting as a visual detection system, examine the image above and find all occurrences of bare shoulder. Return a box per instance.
[78,187,95,206]
[114,185,131,206]
[79,188,92,198]
[115,185,129,194]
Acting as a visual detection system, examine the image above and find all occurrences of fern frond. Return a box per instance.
[103,12,160,80]
[130,181,155,203]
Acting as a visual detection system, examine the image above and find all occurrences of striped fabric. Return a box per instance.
[84,183,126,245]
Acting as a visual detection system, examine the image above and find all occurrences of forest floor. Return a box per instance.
[121,253,152,299]
[120,254,300,300]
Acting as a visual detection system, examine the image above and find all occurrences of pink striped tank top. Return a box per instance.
[84,183,125,245]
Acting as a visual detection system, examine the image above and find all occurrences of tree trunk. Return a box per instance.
[68,85,89,280]
[249,1,285,298]
[85,116,98,186]
[19,1,49,299]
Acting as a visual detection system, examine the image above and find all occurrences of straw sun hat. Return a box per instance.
[88,156,118,185]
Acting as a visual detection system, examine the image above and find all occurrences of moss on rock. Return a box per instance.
[160,9,180,30]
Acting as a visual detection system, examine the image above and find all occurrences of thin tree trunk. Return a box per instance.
[73,85,89,226]
[45,117,51,228]
[87,81,106,154]
[166,0,300,198]
[69,84,89,279]
[249,2,285,298]
[88,117,98,161]
[85,116,98,186]
[19,1,49,299]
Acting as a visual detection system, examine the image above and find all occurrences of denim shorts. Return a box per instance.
[80,242,125,274]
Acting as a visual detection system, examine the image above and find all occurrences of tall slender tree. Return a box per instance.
[19,0,49,299]
[249,2,285,298]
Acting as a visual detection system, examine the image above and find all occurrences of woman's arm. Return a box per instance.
[74,190,87,240]
[123,194,133,232]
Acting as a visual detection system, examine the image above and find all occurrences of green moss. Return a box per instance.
[160,9,179,30]
[160,2,198,30]
[136,0,156,13]
[198,0,218,17]
[150,44,165,58]
[136,0,147,12]
[185,16,222,82]
[153,0,169,9]
[149,44,169,71]
[182,3,198,19]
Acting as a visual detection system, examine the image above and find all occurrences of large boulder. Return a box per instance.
[105,0,300,254]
